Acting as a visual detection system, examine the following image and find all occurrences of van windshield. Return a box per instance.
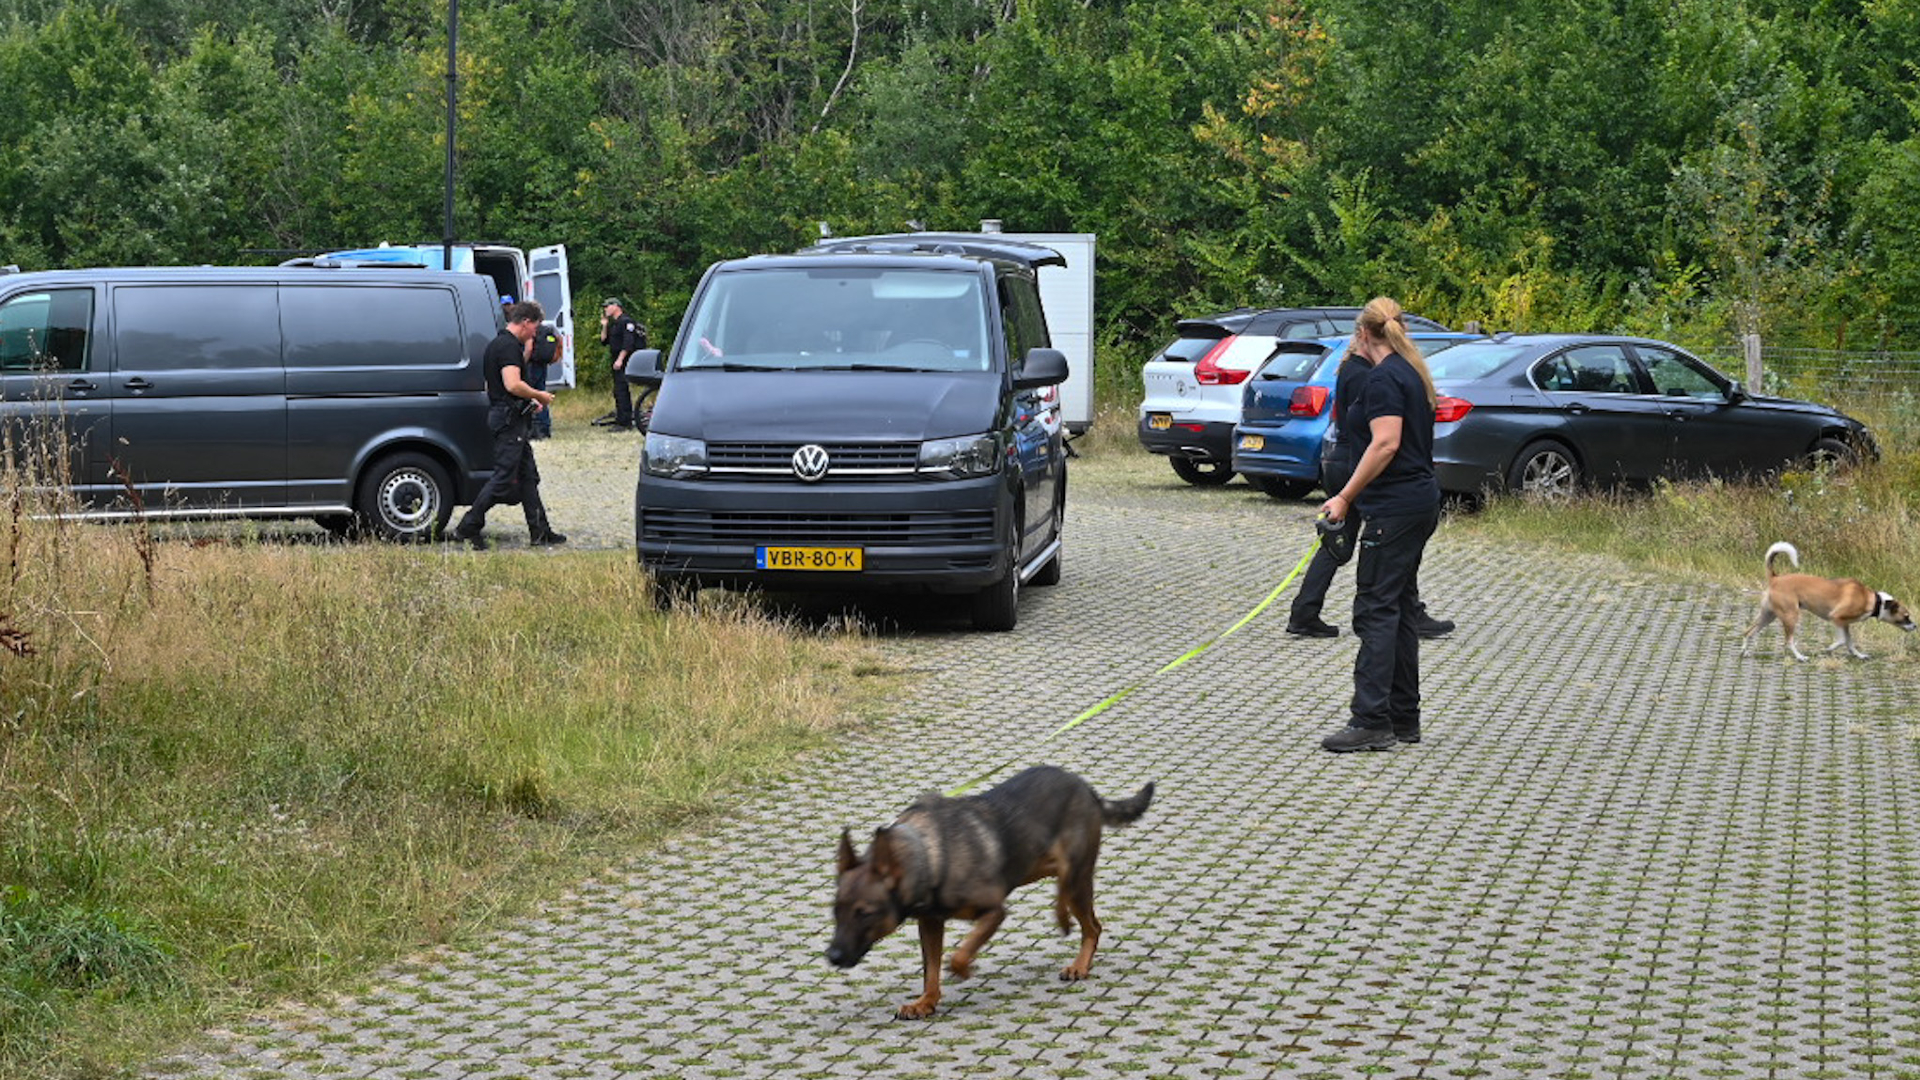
[676,267,992,372]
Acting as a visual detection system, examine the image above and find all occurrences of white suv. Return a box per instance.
[1137,307,1451,485]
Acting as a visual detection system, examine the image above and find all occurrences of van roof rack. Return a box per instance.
[800,233,1066,269]
[280,257,435,270]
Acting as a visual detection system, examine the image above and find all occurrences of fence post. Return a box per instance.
[1743,333,1762,389]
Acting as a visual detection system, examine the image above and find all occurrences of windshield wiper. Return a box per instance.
[809,363,929,373]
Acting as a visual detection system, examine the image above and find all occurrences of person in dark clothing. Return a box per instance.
[600,297,644,431]
[1287,345,1453,640]
[450,300,566,549]
[527,320,559,439]
[1318,298,1442,752]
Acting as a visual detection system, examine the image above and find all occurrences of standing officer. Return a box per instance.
[600,297,645,431]
[451,300,567,549]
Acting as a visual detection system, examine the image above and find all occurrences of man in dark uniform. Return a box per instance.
[527,320,560,439]
[600,297,645,431]
[450,300,567,549]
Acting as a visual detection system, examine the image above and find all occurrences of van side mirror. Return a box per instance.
[624,348,664,387]
[1013,347,1069,390]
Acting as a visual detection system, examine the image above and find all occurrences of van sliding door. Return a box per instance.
[107,284,287,511]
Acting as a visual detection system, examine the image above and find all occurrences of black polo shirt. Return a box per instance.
[482,329,526,406]
[1348,352,1439,518]
[604,314,642,362]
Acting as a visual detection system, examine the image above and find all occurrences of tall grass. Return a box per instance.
[0,448,888,1077]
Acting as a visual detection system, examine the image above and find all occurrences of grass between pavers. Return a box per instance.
[0,507,892,1079]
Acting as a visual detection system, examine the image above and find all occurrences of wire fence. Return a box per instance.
[1691,345,1920,449]
[1695,346,1920,400]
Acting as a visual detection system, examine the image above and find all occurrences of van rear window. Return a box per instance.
[282,287,464,368]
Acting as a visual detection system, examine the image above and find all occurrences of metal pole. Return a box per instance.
[442,0,458,272]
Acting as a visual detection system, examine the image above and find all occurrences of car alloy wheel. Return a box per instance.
[1508,442,1578,499]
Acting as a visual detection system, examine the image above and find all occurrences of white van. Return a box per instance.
[287,243,576,387]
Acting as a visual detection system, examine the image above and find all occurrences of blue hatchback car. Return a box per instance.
[1232,332,1482,499]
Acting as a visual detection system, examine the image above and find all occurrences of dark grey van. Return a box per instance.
[626,234,1071,631]
[0,265,499,540]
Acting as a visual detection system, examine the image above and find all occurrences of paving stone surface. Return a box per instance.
[150,442,1920,1080]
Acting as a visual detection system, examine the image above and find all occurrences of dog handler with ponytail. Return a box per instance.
[1318,297,1443,752]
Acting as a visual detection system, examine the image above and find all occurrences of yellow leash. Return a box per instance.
[945,536,1322,796]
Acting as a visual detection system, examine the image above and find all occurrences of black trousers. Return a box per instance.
[456,404,552,538]
[1348,505,1440,733]
[1291,454,1357,625]
[611,361,634,425]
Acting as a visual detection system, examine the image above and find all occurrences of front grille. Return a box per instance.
[643,508,996,547]
[706,441,921,482]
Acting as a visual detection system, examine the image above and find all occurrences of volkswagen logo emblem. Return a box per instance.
[791,444,830,482]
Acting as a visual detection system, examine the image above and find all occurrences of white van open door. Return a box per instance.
[530,245,575,388]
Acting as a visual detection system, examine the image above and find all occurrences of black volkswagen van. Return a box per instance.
[0,265,498,540]
[626,234,1070,630]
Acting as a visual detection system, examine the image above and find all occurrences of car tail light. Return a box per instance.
[1435,396,1473,423]
[1194,337,1252,386]
[1289,385,1331,418]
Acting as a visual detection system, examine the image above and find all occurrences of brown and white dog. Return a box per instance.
[1742,541,1915,660]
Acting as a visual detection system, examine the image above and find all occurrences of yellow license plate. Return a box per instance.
[757,545,864,571]
[1148,413,1173,430]
[1238,434,1265,451]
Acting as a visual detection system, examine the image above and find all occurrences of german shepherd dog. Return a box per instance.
[827,765,1154,1019]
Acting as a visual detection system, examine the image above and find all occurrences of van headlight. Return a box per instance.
[642,432,709,478]
[919,433,1001,477]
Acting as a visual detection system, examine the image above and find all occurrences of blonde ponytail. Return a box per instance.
[1358,297,1436,408]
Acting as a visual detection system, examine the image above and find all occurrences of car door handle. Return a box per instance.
[1564,403,1591,414]
[66,378,98,393]
[123,377,154,391]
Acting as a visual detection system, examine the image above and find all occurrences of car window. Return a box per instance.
[282,286,463,368]
[677,268,990,372]
[0,289,93,373]
[1535,345,1639,394]
[1425,341,1532,382]
[113,285,280,371]
[1638,346,1727,400]
[1155,335,1221,364]
[1001,274,1050,361]
[1256,344,1331,381]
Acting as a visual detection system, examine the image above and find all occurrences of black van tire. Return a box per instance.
[357,452,453,543]
[313,513,363,540]
[970,567,1019,632]
[971,512,1022,631]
